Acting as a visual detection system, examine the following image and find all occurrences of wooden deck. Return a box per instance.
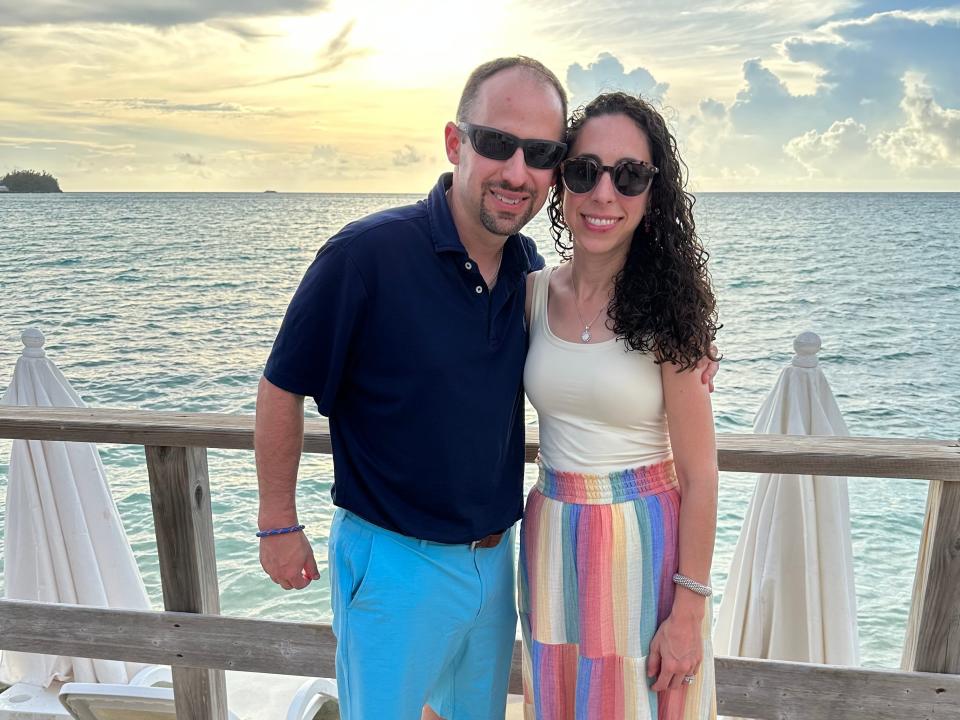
[1,407,959,719]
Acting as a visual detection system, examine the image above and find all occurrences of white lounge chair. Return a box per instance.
[283,678,338,720]
[0,680,71,719]
[58,667,338,720]
[60,683,243,720]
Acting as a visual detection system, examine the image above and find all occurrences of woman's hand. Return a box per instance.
[647,612,704,692]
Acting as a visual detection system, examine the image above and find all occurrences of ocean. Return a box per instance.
[1,191,958,670]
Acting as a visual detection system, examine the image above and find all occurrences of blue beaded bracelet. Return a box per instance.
[256,524,305,538]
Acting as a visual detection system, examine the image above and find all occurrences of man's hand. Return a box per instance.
[259,531,320,590]
[697,344,720,393]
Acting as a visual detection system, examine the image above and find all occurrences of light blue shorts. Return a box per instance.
[328,508,517,720]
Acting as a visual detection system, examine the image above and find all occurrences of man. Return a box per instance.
[256,57,713,719]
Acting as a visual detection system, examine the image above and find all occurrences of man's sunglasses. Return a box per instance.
[458,123,567,170]
[561,157,659,197]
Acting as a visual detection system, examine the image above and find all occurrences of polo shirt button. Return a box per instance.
[475,285,483,294]
[464,261,473,270]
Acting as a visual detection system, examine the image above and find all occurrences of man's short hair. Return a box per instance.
[456,56,568,127]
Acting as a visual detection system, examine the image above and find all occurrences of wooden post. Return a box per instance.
[902,476,960,673]
[145,445,228,720]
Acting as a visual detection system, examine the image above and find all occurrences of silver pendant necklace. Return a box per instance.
[570,267,607,343]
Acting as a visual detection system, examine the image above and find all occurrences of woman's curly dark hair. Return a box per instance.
[547,92,719,370]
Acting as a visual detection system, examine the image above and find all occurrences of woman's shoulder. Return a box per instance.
[526,264,559,292]
[526,266,558,324]
[529,264,560,280]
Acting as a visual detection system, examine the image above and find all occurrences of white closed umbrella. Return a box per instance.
[0,328,150,687]
[714,331,859,665]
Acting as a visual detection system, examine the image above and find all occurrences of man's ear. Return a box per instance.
[444,122,462,164]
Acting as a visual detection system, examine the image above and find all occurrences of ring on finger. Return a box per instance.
[682,674,696,685]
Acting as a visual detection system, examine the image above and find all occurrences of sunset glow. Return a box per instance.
[1,0,957,192]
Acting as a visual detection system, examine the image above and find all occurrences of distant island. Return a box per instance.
[0,170,63,193]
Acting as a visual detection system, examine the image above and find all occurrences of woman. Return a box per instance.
[519,92,719,719]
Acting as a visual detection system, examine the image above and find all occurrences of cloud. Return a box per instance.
[831,1,960,18]
[531,0,853,69]
[784,118,871,177]
[210,20,284,40]
[674,96,765,189]
[311,144,337,160]
[392,144,422,167]
[0,135,134,152]
[566,53,669,109]
[175,152,205,165]
[699,98,727,121]
[724,10,960,141]
[93,98,250,114]
[679,8,960,187]
[728,58,821,140]
[780,9,960,113]
[234,20,368,88]
[0,0,330,27]
[0,18,361,98]
[873,73,960,169]
[715,163,762,182]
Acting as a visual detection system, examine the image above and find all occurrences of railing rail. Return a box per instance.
[2,599,959,720]
[2,406,958,479]
[1,407,959,719]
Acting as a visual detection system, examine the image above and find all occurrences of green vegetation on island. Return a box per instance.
[0,170,63,193]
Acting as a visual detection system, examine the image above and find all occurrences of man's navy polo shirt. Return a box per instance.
[264,174,545,543]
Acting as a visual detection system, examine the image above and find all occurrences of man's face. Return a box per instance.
[447,68,566,239]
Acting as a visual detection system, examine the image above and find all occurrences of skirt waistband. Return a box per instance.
[536,458,678,504]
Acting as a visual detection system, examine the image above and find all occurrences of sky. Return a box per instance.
[0,0,958,192]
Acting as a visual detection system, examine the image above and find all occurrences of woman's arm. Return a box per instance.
[648,360,718,691]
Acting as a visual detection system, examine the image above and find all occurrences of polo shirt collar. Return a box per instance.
[426,173,536,273]
[427,173,464,254]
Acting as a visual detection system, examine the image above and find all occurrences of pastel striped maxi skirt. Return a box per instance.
[518,459,716,720]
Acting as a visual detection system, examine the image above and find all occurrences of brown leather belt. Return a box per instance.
[470,532,504,550]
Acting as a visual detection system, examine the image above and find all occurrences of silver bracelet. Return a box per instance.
[673,573,713,597]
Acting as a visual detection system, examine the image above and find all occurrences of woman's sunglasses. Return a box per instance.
[561,157,658,197]
[458,123,567,170]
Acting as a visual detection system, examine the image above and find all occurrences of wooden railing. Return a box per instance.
[1,407,959,719]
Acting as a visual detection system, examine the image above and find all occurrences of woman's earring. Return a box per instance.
[644,214,652,233]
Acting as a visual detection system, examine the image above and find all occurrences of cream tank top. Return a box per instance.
[524,266,672,473]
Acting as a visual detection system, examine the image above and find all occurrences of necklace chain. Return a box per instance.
[570,267,607,343]
[486,248,504,289]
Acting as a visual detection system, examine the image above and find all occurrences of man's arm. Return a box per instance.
[255,241,367,589]
[255,375,319,590]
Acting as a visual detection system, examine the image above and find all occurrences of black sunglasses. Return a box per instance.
[458,123,567,170]
[561,157,658,197]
